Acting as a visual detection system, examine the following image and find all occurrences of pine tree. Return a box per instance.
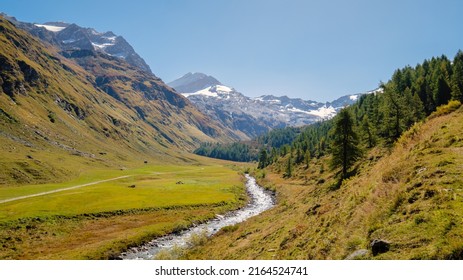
[258,149,268,169]
[380,85,406,142]
[284,155,292,178]
[434,74,452,106]
[304,150,311,169]
[330,108,362,179]
[360,116,375,148]
[295,147,304,164]
[451,50,463,101]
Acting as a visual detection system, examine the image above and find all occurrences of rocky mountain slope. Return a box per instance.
[169,72,374,139]
[1,14,152,73]
[0,16,235,185]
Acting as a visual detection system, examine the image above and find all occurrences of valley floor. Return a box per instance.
[0,163,248,259]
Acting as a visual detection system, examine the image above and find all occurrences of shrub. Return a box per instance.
[429,100,461,119]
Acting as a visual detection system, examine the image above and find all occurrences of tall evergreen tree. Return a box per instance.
[258,149,268,169]
[360,116,375,148]
[330,108,362,179]
[381,85,406,142]
[434,74,452,106]
[284,155,292,178]
[304,150,311,169]
[451,50,463,101]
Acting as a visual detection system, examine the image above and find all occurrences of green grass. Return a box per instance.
[0,165,243,221]
[0,163,249,259]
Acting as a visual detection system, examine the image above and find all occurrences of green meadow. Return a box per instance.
[0,163,247,259]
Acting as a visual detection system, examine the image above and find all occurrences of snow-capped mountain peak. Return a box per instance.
[183,85,235,98]
[5,15,152,73]
[168,72,222,93]
[168,73,369,139]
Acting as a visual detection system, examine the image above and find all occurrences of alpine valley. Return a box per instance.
[1,11,463,262]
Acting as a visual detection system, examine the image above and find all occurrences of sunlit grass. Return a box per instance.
[0,163,248,259]
[185,107,463,260]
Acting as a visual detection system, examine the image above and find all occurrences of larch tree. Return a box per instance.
[330,108,362,179]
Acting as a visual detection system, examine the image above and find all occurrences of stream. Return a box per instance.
[120,174,275,260]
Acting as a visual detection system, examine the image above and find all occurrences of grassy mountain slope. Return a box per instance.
[186,105,463,260]
[0,16,252,260]
[0,16,232,186]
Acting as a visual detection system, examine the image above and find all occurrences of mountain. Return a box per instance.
[0,15,236,185]
[168,72,222,93]
[169,72,371,139]
[1,14,151,73]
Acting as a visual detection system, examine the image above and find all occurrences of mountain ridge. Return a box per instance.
[1,13,152,74]
[169,72,375,139]
[0,15,237,185]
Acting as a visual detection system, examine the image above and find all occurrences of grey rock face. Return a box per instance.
[2,14,151,73]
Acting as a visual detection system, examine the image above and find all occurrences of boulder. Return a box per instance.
[370,239,390,256]
[345,249,369,260]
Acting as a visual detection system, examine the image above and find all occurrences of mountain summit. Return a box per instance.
[1,14,152,73]
[168,72,222,93]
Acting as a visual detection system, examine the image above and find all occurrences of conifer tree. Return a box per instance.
[451,50,463,101]
[360,116,375,148]
[304,150,311,169]
[330,108,362,179]
[258,149,268,169]
[381,85,406,142]
[284,155,292,178]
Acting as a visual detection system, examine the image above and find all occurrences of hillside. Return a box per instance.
[0,15,252,259]
[186,104,463,260]
[0,16,233,186]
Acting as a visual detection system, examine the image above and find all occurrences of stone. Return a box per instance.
[345,249,369,260]
[370,239,390,256]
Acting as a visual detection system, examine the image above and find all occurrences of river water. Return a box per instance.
[120,174,275,260]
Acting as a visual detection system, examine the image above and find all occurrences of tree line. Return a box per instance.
[259,51,463,180]
[194,51,463,179]
[193,127,301,162]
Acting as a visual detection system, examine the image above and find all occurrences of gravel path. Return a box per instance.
[0,175,132,204]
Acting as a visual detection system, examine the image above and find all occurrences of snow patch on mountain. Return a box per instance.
[349,95,359,101]
[308,106,337,119]
[91,42,115,49]
[34,24,66,32]
[183,85,235,98]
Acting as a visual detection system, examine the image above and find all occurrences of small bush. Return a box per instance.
[398,122,423,145]
[220,225,239,233]
[188,230,208,247]
[382,166,403,183]
[47,111,56,123]
[429,100,461,119]
[155,245,184,260]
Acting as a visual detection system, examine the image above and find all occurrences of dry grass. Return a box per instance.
[186,106,463,260]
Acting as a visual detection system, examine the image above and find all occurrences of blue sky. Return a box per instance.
[2,0,463,101]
